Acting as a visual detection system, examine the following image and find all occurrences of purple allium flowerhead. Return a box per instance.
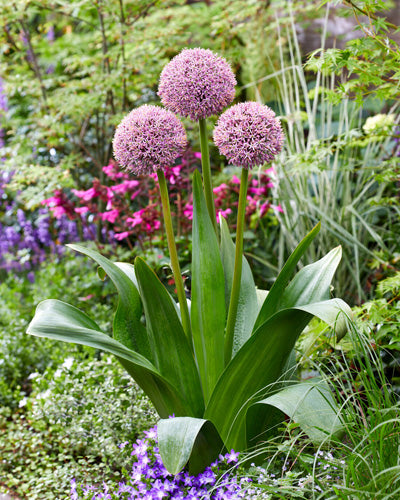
[113,105,187,175]
[213,101,284,169]
[158,48,236,121]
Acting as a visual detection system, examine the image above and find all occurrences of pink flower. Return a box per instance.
[183,203,193,220]
[112,180,140,195]
[216,208,232,222]
[213,183,229,194]
[114,231,131,241]
[75,207,89,214]
[72,187,100,201]
[213,101,284,169]
[259,201,271,217]
[158,48,236,121]
[100,209,120,223]
[113,105,187,175]
[231,175,241,185]
[52,206,67,218]
[271,203,284,213]
[41,195,62,206]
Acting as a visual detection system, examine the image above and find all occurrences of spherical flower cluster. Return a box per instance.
[158,48,236,121]
[113,105,187,175]
[213,102,284,169]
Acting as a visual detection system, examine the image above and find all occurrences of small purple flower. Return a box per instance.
[113,105,187,175]
[224,449,240,464]
[158,48,236,121]
[213,101,284,169]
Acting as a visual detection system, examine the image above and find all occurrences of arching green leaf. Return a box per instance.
[135,257,204,417]
[158,417,224,475]
[27,299,190,418]
[67,244,150,359]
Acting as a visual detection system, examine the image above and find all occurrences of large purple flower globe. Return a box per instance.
[158,48,236,121]
[112,105,187,175]
[213,102,284,169]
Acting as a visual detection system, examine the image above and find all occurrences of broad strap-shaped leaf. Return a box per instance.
[204,299,350,451]
[27,299,191,418]
[67,244,150,358]
[253,223,320,332]
[134,257,204,418]
[191,170,226,403]
[296,298,352,341]
[247,379,344,446]
[280,246,342,309]
[158,417,224,475]
[220,217,258,355]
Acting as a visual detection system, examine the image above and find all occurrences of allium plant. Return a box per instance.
[159,48,236,233]
[28,50,351,475]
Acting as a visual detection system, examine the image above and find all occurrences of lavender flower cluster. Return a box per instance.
[213,102,284,169]
[0,172,97,277]
[113,105,188,175]
[70,426,268,500]
[158,48,236,121]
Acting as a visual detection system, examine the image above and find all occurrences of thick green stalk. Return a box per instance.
[224,168,249,365]
[198,118,217,233]
[157,170,192,343]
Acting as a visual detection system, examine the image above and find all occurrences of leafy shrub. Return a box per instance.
[0,253,115,408]
[0,354,156,500]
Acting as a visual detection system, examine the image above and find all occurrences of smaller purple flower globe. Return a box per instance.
[112,105,187,175]
[213,102,284,169]
[158,48,236,121]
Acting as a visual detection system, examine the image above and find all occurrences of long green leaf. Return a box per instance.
[191,170,226,403]
[158,417,224,475]
[253,222,320,331]
[205,299,350,451]
[280,246,342,308]
[134,257,204,417]
[220,217,258,355]
[247,379,344,445]
[67,244,150,358]
[27,299,190,418]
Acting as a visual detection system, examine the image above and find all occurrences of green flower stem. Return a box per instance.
[157,169,192,343]
[198,118,217,233]
[224,167,249,365]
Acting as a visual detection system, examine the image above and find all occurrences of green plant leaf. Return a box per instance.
[27,299,190,418]
[280,246,342,308]
[67,244,150,358]
[253,223,321,331]
[220,217,258,355]
[247,379,344,445]
[158,417,224,475]
[134,257,204,418]
[205,299,350,451]
[191,170,226,403]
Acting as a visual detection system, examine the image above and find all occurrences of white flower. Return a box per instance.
[363,113,395,135]
[18,397,28,408]
[62,357,75,370]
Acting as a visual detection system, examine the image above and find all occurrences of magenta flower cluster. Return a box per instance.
[158,48,236,121]
[70,425,259,499]
[213,102,284,169]
[113,105,188,175]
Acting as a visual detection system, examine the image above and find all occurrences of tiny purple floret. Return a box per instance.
[158,48,236,121]
[112,105,187,175]
[213,101,284,169]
